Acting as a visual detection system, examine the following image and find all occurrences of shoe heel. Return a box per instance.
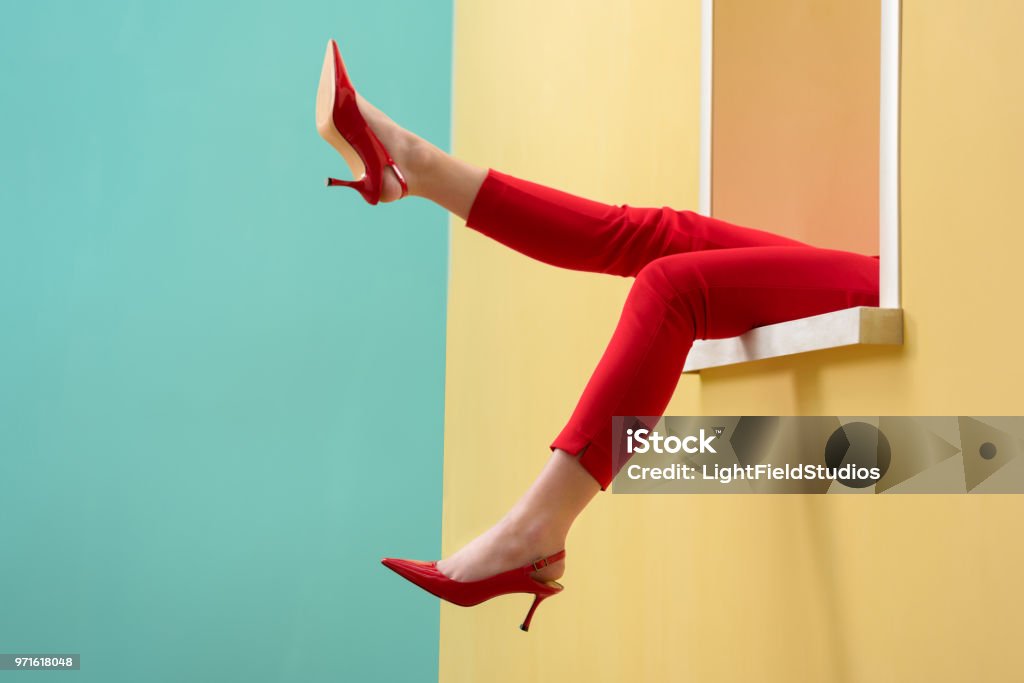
[325,176,375,204]
[519,593,549,632]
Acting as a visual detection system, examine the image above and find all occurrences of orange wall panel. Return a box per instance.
[713,0,880,254]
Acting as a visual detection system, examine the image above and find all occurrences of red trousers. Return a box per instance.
[464,169,880,490]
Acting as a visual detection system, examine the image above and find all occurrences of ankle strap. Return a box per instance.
[389,162,409,199]
[523,549,566,573]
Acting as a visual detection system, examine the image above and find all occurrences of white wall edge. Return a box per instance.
[880,0,902,308]
[698,0,713,216]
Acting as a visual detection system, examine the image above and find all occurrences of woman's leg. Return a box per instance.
[433,447,601,583]
[356,93,812,272]
[436,246,879,582]
[460,168,813,276]
[553,246,880,490]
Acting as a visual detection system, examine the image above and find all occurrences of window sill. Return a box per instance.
[682,306,903,373]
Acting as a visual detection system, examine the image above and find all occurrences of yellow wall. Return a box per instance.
[443,0,1024,681]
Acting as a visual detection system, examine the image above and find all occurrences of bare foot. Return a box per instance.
[346,94,434,203]
[435,515,566,584]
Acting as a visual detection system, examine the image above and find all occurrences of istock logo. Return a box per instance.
[626,428,717,454]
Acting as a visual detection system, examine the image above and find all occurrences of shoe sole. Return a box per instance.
[381,558,565,605]
[316,40,366,181]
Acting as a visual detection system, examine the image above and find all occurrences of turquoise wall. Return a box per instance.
[0,2,450,681]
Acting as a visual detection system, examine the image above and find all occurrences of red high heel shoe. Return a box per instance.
[381,549,566,632]
[315,38,409,205]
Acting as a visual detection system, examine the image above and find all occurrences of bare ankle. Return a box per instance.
[500,512,567,555]
[400,136,440,197]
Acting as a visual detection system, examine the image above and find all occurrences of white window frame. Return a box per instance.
[685,0,903,373]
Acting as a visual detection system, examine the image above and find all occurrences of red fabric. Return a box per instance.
[465,169,881,490]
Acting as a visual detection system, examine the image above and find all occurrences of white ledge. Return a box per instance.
[682,306,903,373]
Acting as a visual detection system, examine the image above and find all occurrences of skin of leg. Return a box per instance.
[352,93,487,217]
[435,448,600,583]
